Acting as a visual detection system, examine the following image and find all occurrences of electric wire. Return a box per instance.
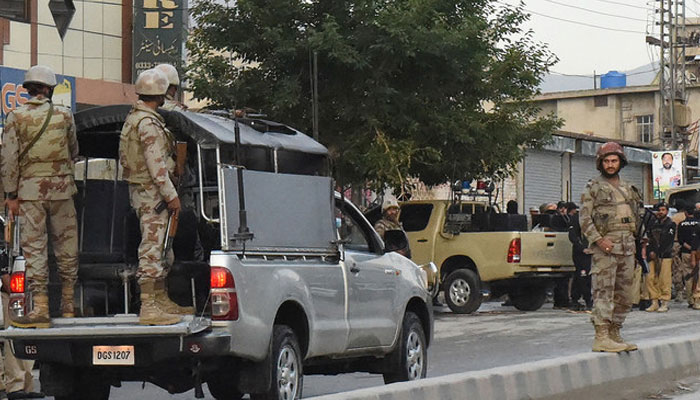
[540,0,647,22]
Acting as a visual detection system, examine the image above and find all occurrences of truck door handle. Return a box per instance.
[417,239,428,243]
[350,265,361,273]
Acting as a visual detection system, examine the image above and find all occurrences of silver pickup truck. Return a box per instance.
[0,107,435,400]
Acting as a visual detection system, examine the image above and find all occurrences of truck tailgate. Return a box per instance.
[520,232,573,267]
[0,315,210,339]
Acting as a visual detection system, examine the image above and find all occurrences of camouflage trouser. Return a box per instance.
[20,199,78,294]
[678,253,696,304]
[590,247,634,326]
[630,265,643,304]
[672,243,683,296]
[129,185,173,284]
[647,258,673,301]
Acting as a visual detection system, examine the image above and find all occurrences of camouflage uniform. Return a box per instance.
[580,175,640,327]
[0,97,79,295]
[119,101,176,284]
[374,218,402,240]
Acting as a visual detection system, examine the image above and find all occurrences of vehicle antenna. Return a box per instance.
[232,110,254,248]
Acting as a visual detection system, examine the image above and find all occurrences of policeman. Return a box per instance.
[580,142,641,353]
[119,68,186,326]
[0,65,79,328]
[677,204,697,308]
[645,202,676,312]
[154,64,186,112]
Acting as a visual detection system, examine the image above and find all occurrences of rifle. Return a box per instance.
[155,142,188,261]
[635,207,655,275]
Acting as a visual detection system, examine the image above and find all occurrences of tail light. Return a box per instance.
[210,267,238,321]
[10,271,25,293]
[507,238,521,263]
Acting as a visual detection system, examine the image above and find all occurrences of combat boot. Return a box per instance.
[609,322,637,351]
[139,281,181,326]
[657,300,669,312]
[154,279,194,315]
[693,302,700,310]
[11,293,50,329]
[592,325,627,353]
[60,281,76,318]
[646,299,659,312]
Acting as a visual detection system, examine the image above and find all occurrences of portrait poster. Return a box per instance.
[652,150,683,199]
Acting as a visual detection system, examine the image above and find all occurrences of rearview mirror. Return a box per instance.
[384,230,411,258]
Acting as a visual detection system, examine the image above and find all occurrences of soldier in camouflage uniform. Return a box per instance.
[155,64,187,112]
[119,69,188,326]
[0,65,79,328]
[374,197,410,258]
[580,142,641,353]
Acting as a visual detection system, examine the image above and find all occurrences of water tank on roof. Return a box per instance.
[600,71,626,89]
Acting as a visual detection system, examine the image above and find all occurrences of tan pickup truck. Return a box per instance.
[399,200,575,313]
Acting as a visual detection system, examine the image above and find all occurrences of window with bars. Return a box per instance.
[0,0,28,23]
[637,115,654,143]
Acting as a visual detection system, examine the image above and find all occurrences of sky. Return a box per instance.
[498,0,694,76]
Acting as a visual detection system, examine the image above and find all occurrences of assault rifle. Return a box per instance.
[154,142,188,261]
[635,207,655,275]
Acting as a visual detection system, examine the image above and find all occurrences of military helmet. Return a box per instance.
[135,69,169,96]
[23,65,57,87]
[382,197,400,212]
[155,63,180,86]
[596,141,627,172]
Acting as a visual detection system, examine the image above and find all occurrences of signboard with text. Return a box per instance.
[0,66,76,134]
[132,0,187,82]
[652,150,683,199]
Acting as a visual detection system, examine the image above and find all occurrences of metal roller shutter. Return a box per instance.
[620,163,645,193]
[524,150,562,212]
[571,156,597,205]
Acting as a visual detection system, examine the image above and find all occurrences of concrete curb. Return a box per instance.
[309,333,700,400]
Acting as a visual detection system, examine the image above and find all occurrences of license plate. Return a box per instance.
[92,345,135,366]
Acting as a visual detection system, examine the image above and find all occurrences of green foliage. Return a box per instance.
[187,0,561,190]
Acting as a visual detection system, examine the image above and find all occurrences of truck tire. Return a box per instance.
[251,325,303,400]
[443,269,482,314]
[54,369,110,400]
[383,311,427,384]
[207,379,244,400]
[510,288,547,311]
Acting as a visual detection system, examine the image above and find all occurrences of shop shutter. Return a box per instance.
[524,150,562,212]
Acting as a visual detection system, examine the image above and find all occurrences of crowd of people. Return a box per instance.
[525,196,700,315]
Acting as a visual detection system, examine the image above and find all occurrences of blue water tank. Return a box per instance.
[600,71,627,89]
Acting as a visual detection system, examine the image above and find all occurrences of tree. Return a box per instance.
[187,0,561,192]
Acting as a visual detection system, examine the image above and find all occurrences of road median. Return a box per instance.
[310,332,700,400]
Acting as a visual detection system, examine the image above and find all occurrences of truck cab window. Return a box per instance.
[399,204,433,232]
[336,205,374,252]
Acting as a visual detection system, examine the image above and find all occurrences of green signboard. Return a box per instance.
[132,0,187,82]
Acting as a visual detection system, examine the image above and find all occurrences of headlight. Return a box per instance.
[419,262,439,297]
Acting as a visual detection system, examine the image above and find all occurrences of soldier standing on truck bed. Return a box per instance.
[1,65,79,329]
[580,141,641,353]
[155,64,187,112]
[119,68,189,326]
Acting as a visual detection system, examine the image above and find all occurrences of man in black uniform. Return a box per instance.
[677,206,698,308]
[646,202,677,312]
[568,202,592,310]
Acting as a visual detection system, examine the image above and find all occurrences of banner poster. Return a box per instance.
[652,150,683,199]
[0,66,76,134]
[132,0,188,82]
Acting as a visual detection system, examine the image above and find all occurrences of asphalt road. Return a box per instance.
[45,299,700,399]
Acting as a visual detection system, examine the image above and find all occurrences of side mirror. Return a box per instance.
[384,230,411,258]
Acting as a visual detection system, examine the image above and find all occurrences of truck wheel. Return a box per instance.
[510,288,547,311]
[443,269,482,314]
[251,325,303,400]
[383,311,427,384]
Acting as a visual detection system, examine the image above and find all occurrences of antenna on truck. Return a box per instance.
[232,109,254,247]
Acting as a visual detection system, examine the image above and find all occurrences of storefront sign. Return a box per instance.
[0,66,76,133]
[651,150,683,199]
[132,0,187,82]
